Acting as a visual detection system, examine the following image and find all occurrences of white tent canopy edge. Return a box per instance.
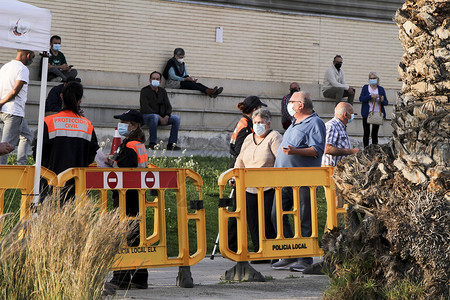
[0,0,52,204]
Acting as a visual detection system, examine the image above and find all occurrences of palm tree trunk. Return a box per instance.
[323,1,449,298]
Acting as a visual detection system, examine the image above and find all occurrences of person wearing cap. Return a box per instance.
[45,76,81,116]
[140,71,181,150]
[162,48,223,98]
[108,109,149,290]
[42,81,99,202]
[271,91,326,272]
[228,95,267,252]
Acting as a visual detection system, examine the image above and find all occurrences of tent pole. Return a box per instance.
[33,55,48,205]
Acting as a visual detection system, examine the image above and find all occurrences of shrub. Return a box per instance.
[0,199,129,299]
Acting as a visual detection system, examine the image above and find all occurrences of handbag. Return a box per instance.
[367,99,383,125]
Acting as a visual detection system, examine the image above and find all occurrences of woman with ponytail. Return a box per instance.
[108,109,149,290]
[42,81,99,202]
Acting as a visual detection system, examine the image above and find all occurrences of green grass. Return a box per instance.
[1,155,329,257]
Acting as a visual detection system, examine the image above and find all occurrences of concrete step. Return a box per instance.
[24,80,398,151]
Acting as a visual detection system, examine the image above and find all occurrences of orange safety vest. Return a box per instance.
[45,110,94,141]
[230,116,252,145]
[125,140,149,168]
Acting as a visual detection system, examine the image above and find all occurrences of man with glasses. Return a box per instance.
[271,91,326,272]
[322,55,355,105]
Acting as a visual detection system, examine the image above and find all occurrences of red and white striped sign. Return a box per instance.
[85,171,178,189]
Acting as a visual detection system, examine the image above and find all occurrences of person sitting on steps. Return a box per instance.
[47,35,78,82]
[163,48,223,98]
[140,71,181,151]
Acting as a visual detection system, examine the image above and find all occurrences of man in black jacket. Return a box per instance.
[140,71,181,150]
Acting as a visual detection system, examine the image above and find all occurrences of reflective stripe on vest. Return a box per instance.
[126,141,149,168]
[45,111,94,141]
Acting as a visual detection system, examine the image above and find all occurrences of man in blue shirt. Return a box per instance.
[271,91,326,272]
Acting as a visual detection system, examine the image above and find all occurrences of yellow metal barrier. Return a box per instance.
[218,167,340,262]
[56,167,206,270]
[0,166,58,229]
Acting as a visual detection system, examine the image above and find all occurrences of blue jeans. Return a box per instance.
[142,114,180,144]
[0,113,33,165]
[271,186,312,239]
[271,186,313,264]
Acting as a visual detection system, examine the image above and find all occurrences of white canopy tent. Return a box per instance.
[0,0,51,203]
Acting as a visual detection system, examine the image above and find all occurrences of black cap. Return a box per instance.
[243,95,267,109]
[114,110,144,124]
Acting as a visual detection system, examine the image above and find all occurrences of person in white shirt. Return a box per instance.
[322,55,355,105]
[0,49,35,165]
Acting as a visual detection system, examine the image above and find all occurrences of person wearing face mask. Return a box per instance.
[271,91,326,272]
[140,71,181,150]
[228,95,267,252]
[322,102,360,167]
[359,71,388,148]
[322,55,355,105]
[47,35,78,82]
[281,82,301,130]
[108,109,149,290]
[0,49,35,165]
[234,108,282,258]
[162,48,223,98]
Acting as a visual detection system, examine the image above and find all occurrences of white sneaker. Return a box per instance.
[271,258,297,270]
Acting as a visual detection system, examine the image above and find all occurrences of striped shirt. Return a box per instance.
[321,117,351,166]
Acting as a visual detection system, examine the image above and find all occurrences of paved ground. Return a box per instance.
[110,256,329,300]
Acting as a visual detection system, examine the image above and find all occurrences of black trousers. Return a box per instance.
[180,81,208,94]
[228,189,276,252]
[111,190,148,286]
[362,117,380,148]
[246,189,276,252]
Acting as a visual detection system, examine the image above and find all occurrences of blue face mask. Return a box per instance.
[52,44,61,51]
[348,113,355,123]
[117,122,129,136]
[369,79,377,85]
[151,80,160,87]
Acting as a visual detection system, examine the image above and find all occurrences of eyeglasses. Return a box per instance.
[288,100,302,103]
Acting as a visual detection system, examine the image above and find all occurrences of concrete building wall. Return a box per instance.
[0,0,403,89]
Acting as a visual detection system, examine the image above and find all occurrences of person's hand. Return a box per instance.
[105,157,114,167]
[192,77,198,82]
[348,87,355,95]
[282,145,295,155]
[380,95,384,102]
[0,142,14,156]
[371,94,378,100]
[159,115,169,125]
[228,178,236,188]
[61,64,70,71]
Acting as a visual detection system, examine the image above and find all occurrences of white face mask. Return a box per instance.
[253,123,266,136]
[177,58,184,63]
[287,102,296,116]
[151,80,160,87]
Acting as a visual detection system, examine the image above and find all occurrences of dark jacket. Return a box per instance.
[45,84,64,112]
[42,110,99,174]
[163,57,186,80]
[229,115,253,168]
[359,85,389,118]
[139,85,172,117]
